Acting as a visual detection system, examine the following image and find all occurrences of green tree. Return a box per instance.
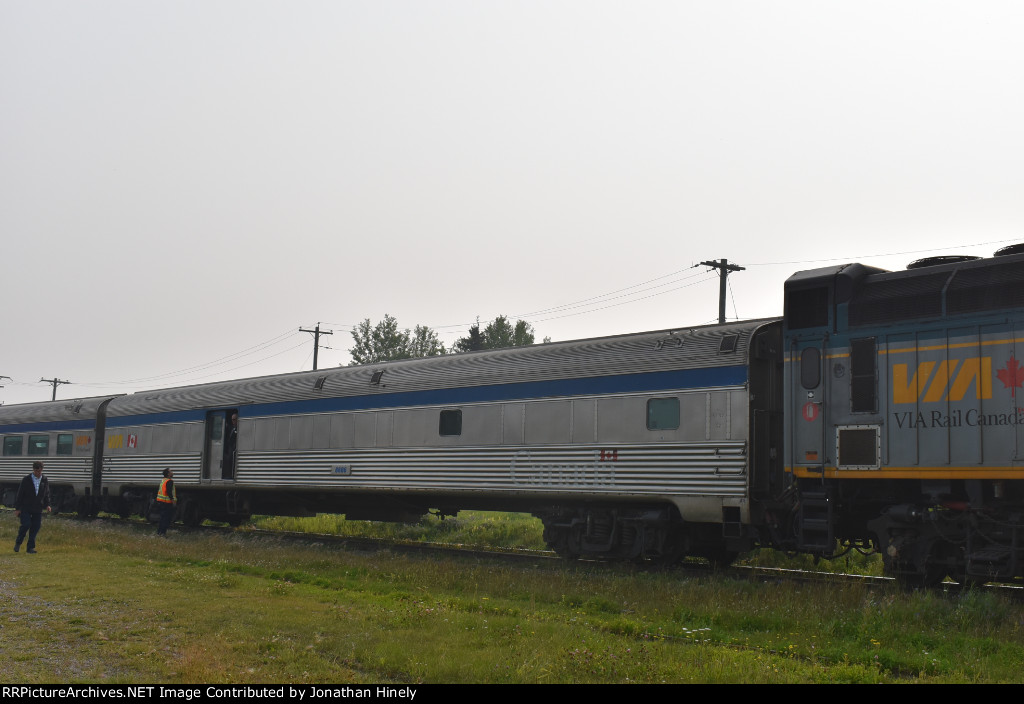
[455,315,535,352]
[512,319,536,347]
[408,324,446,358]
[452,323,484,353]
[348,315,446,365]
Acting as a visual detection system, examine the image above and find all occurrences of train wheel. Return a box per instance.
[703,550,739,569]
[180,499,203,527]
[548,537,581,560]
[959,575,988,589]
[540,521,581,559]
[883,544,946,589]
[957,562,991,589]
[895,566,946,589]
[76,497,97,519]
[692,540,738,569]
[645,545,687,568]
[639,524,687,567]
[634,542,685,568]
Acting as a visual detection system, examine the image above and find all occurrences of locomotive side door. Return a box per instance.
[791,340,827,473]
[202,409,239,481]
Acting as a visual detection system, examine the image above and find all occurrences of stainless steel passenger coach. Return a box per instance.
[0,319,784,563]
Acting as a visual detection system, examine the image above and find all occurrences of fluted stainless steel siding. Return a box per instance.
[0,456,92,489]
[103,454,201,488]
[235,442,747,499]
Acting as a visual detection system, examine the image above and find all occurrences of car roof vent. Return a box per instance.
[994,243,1024,257]
[719,335,739,353]
[907,255,980,269]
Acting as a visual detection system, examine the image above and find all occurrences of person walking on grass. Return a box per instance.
[14,461,51,554]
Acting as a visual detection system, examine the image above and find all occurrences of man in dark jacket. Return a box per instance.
[14,461,51,554]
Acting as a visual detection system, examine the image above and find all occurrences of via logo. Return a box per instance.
[892,355,1024,404]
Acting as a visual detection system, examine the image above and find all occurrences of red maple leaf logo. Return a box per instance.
[997,355,1024,398]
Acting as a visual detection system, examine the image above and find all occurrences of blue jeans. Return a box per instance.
[157,502,175,535]
[15,511,43,550]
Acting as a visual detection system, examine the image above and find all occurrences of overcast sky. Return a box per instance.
[2,1,1023,405]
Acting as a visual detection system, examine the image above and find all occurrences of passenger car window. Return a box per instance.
[647,398,680,431]
[3,436,23,456]
[57,433,74,455]
[439,409,462,436]
[27,434,49,455]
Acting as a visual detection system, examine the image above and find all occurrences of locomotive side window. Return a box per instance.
[56,433,74,455]
[800,347,821,389]
[2,436,22,456]
[439,409,462,436]
[850,337,878,413]
[27,434,49,455]
[646,398,680,431]
[786,286,829,329]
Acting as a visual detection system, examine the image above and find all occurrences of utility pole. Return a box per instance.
[699,259,746,324]
[40,377,71,401]
[299,323,333,371]
[0,376,9,405]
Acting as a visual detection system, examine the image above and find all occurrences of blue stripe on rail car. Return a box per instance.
[0,364,747,432]
[0,419,99,433]
[103,364,748,428]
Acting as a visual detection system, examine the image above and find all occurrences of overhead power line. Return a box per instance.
[320,269,716,335]
[747,237,1022,267]
[299,323,333,371]
[73,332,308,392]
[39,377,71,401]
[698,259,745,325]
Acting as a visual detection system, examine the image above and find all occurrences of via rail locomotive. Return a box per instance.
[4,246,1024,584]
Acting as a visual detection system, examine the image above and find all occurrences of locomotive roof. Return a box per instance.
[786,248,1024,327]
[786,247,1024,292]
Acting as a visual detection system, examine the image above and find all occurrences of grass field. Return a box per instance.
[2,511,1023,684]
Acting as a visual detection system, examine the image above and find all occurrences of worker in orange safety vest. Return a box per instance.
[156,468,177,536]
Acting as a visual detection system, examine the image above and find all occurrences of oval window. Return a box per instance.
[801,347,821,389]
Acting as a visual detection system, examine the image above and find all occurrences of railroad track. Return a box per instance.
[198,524,1024,598]
[23,510,1024,597]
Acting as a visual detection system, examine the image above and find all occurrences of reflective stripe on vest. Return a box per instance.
[157,478,173,504]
